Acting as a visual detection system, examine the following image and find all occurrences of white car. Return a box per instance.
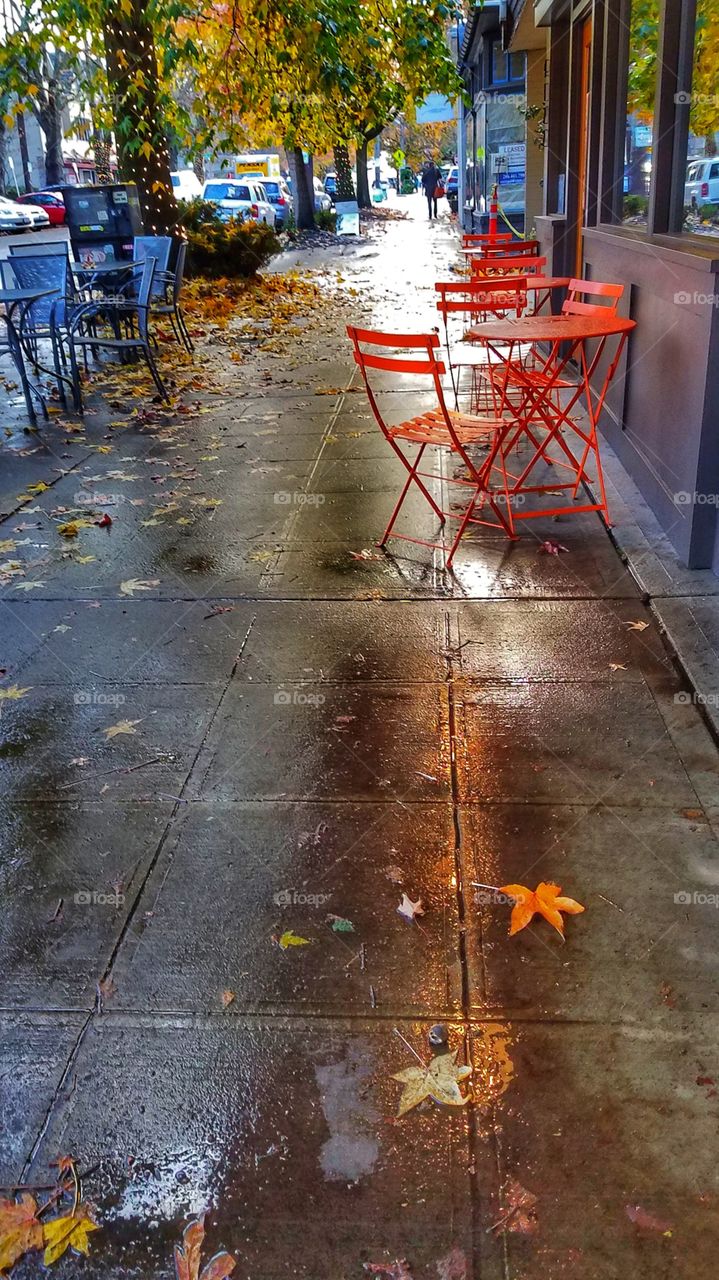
[0,197,33,233]
[21,201,51,231]
[685,158,719,207]
[171,170,203,201]
[202,178,276,227]
[313,178,331,212]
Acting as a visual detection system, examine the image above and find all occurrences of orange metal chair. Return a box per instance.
[434,276,528,412]
[470,254,547,279]
[346,326,517,560]
[480,239,541,257]
[561,278,623,317]
[461,232,512,249]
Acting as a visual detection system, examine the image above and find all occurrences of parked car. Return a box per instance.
[0,197,33,233]
[16,190,66,225]
[260,177,292,228]
[685,158,719,207]
[313,178,331,212]
[171,170,203,201]
[17,200,51,231]
[323,173,337,204]
[201,178,276,227]
[446,166,459,213]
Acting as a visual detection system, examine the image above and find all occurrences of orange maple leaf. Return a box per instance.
[0,1193,43,1272]
[499,882,585,937]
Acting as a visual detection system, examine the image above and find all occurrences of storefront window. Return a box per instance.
[623,0,660,225]
[464,111,477,212]
[478,94,526,225]
[683,0,719,238]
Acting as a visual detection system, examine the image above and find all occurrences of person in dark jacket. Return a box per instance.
[421,160,443,220]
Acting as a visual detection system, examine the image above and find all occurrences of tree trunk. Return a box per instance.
[16,112,32,190]
[288,145,314,229]
[193,154,205,185]
[333,143,355,201]
[36,92,65,187]
[91,134,113,184]
[103,0,179,235]
[706,133,717,157]
[0,117,6,197]
[356,139,371,208]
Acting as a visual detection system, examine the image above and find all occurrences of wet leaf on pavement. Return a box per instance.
[42,1204,99,1265]
[0,684,32,700]
[278,931,312,950]
[120,578,161,596]
[625,1204,672,1234]
[499,882,585,937]
[174,1214,235,1280]
[102,719,143,740]
[436,1246,468,1279]
[0,1193,43,1272]
[397,894,424,923]
[392,1051,472,1116]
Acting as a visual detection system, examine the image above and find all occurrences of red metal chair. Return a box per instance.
[434,276,528,412]
[346,326,517,560]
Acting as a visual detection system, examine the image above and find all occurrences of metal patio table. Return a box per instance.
[0,286,58,423]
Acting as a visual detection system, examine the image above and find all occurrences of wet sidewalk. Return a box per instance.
[2,201,719,1278]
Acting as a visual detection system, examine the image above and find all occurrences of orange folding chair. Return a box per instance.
[434,276,528,412]
[461,232,512,249]
[470,254,547,280]
[484,278,626,428]
[480,239,541,258]
[346,326,518,561]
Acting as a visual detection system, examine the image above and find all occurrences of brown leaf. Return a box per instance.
[221,989,235,1007]
[0,1194,43,1272]
[625,1204,672,1233]
[436,1246,468,1279]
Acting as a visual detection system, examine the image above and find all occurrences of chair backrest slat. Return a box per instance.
[461,232,512,247]
[562,277,624,317]
[134,235,172,298]
[10,242,69,257]
[479,239,540,257]
[470,254,547,277]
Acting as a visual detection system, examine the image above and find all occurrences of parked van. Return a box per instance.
[171,170,203,201]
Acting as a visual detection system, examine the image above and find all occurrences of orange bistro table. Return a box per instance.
[465,313,636,530]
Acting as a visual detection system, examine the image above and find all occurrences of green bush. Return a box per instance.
[623,194,649,218]
[314,207,337,232]
[177,197,223,233]
[184,217,281,279]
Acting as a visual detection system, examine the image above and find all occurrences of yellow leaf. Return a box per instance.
[278,931,311,950]
[139,140,153,161]
[42,1209,99,1266]
[26,482,49,494]
[0,684,32,700]
[103,718,142,740]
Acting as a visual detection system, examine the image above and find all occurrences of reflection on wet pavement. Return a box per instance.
[2,198,719,1277]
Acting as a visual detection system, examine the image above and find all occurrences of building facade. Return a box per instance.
[502,0,719,571]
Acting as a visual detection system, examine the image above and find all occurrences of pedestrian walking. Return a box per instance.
[421,159,444,220]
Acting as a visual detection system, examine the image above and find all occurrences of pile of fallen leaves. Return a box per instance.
[0,1157,98,1273]
[182,272,323,333]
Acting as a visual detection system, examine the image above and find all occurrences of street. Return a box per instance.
[2,201,719,1278]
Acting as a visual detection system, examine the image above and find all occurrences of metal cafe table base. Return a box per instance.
[0,286,58,424]
[464,313,636,531]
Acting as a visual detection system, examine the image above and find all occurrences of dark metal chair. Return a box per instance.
[151,240,193,352]
[10,242,70,257]
[2,253,74,407]
[133,236,173,298]
[67,256,168,410]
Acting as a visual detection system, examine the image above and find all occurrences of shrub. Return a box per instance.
[623,194,649,218]
[177,197,223,233]
[314,207,337,232]
[184,217,281,278]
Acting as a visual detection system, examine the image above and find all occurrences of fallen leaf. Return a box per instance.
[26,481,49,494]
[95,513,113,528]
[626,620,649,631]
[609,662,627,671]
[393,1050,472,1116]
[495,1178,538,1234]
[13,581,45,591]
[74,554,97,564]
[0,1194,43,1272]
[0,683,32,700]
[221,989,235,1007]
[102,718,142,739]
[498,882,585,937]
[385,865,404,884]
[42,1205,99,1266]
[174,1215,236,1280]
[327,914,355,933]
[57,520,93,538]
[350,548,383,561]
[120,578,160,596]
[538,540,569,555]
[397,893,424,923]
[364,1263,413,1279]
[278,931,311,950]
